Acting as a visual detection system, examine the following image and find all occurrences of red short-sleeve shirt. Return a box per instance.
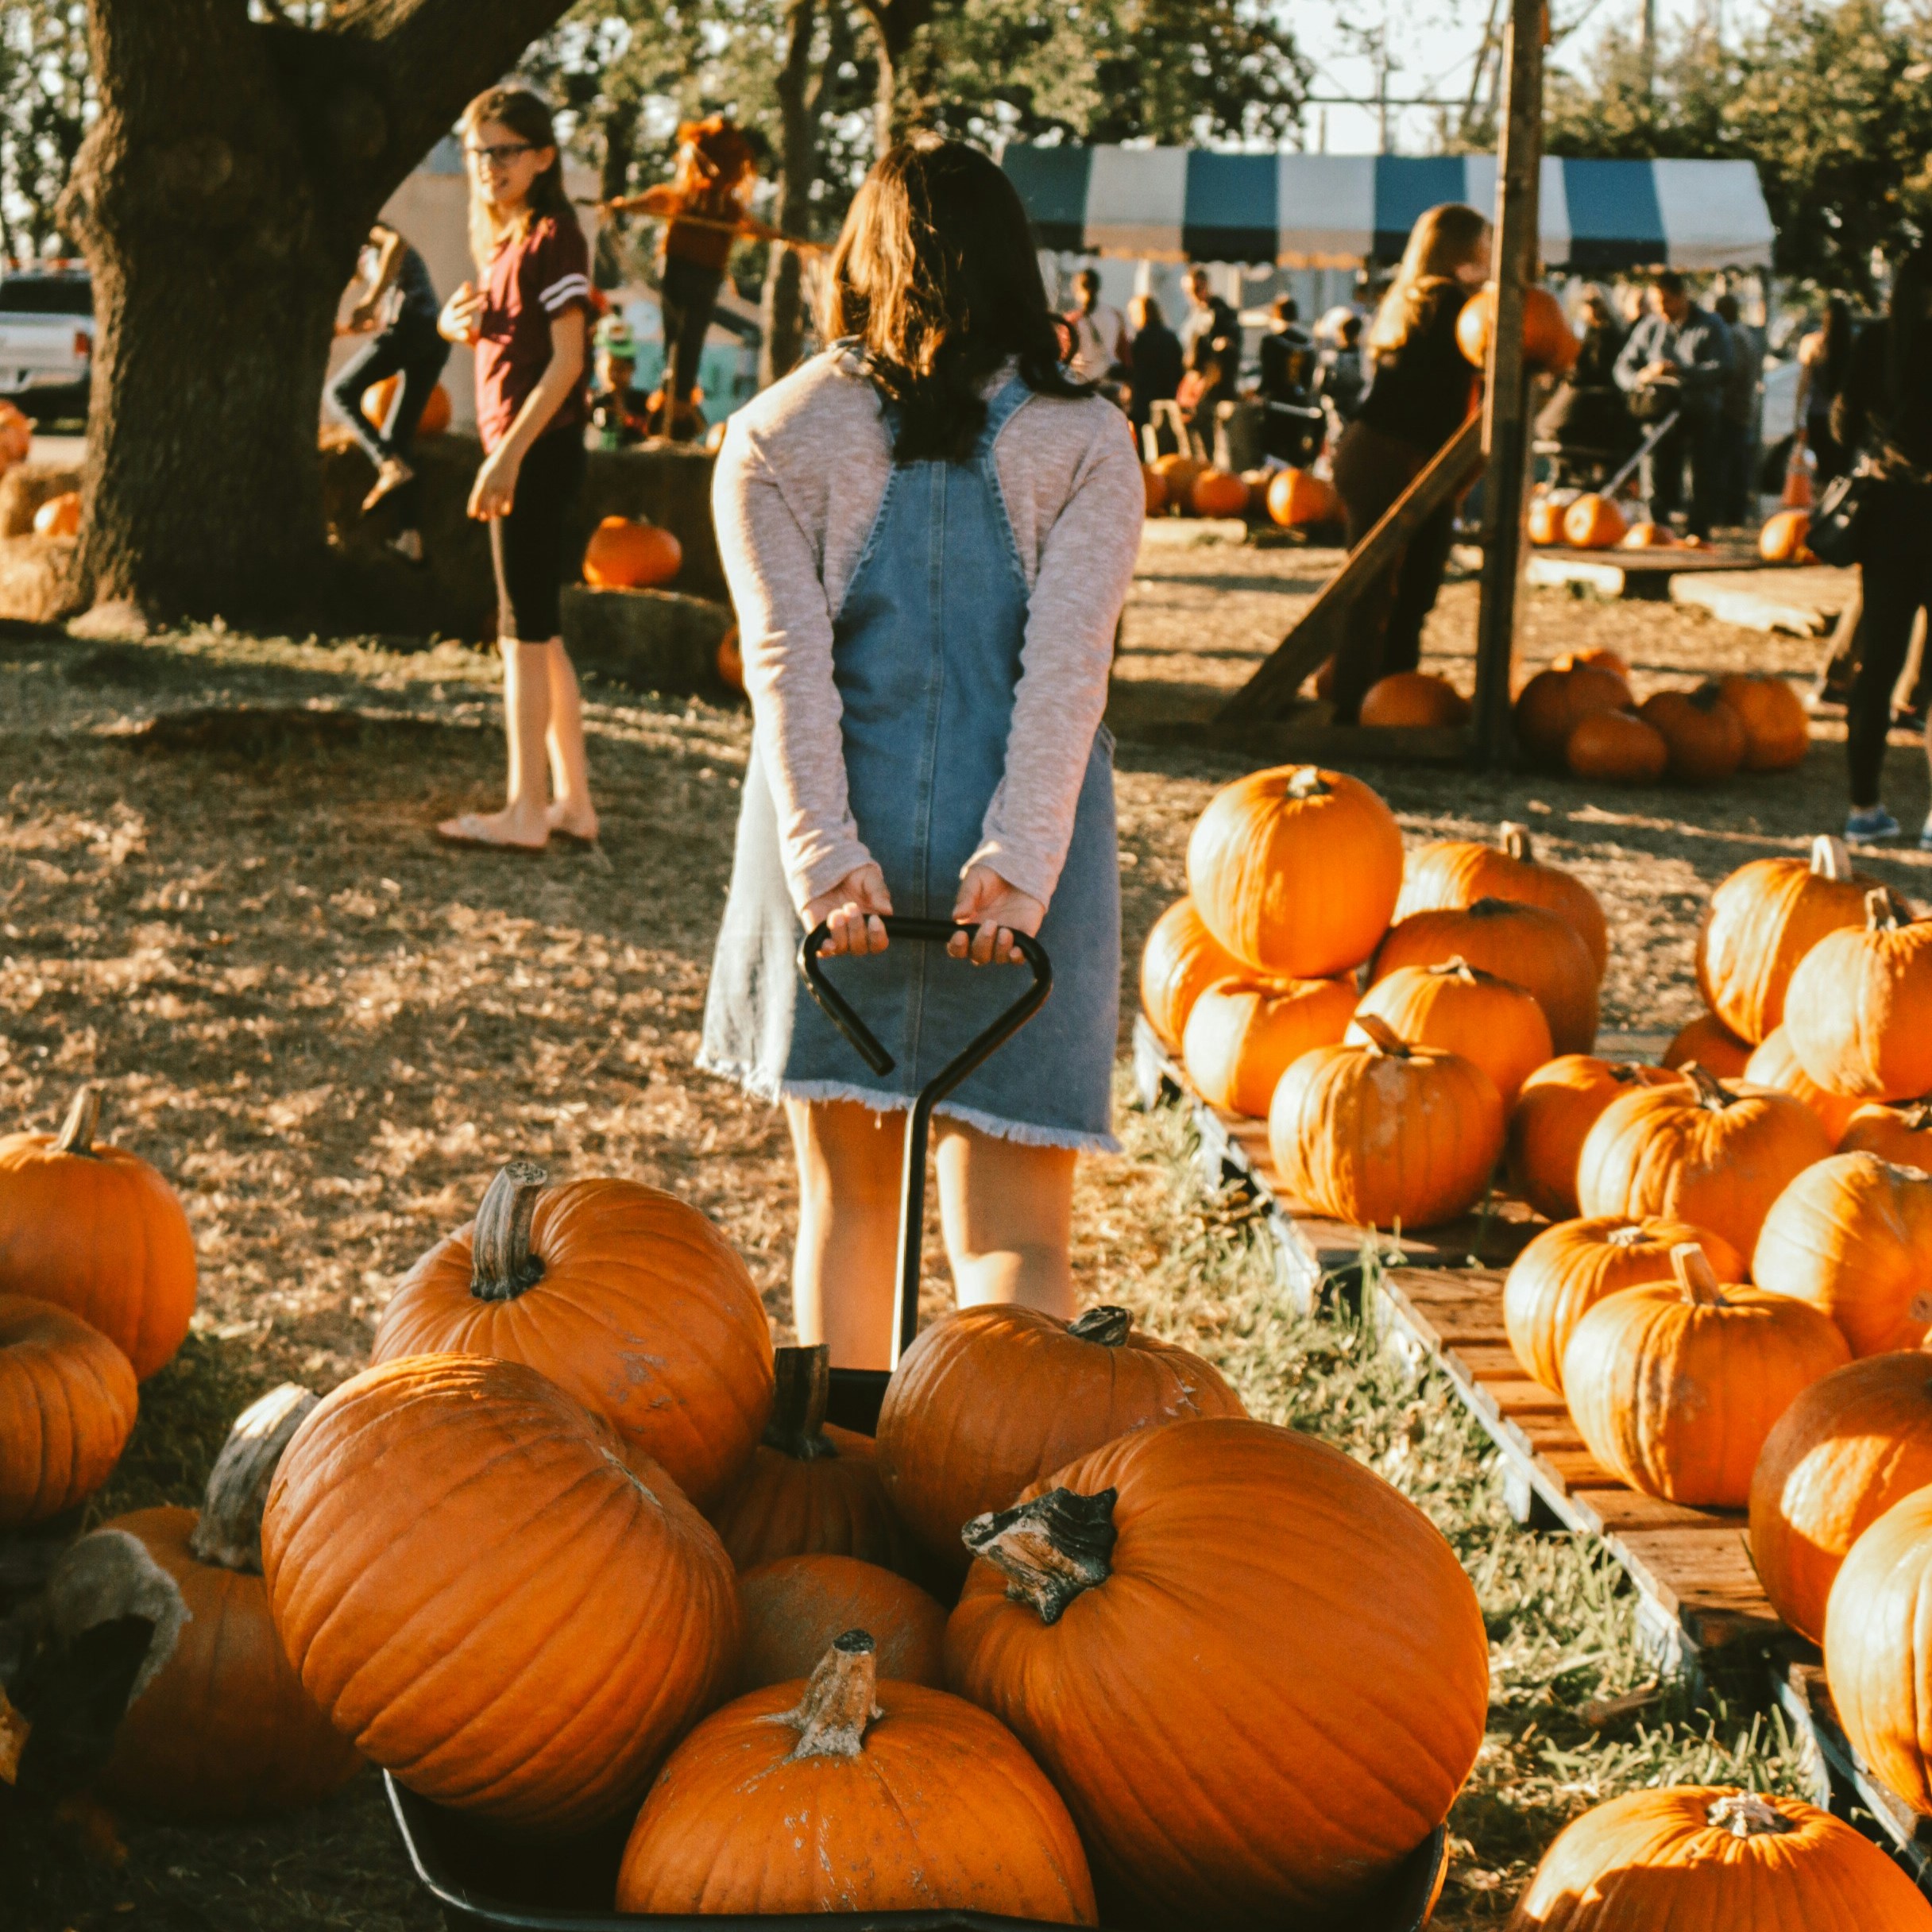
[474,213,593,451]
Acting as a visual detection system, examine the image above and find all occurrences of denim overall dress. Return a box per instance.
[699,375,1121,1151]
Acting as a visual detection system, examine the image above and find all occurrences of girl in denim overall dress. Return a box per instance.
[701,136,1143,1366]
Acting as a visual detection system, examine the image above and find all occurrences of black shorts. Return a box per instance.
[489,427,587,642]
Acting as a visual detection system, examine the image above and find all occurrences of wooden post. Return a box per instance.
[1470,0,1546,767]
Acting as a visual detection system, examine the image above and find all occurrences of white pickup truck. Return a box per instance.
[0,267,92,421]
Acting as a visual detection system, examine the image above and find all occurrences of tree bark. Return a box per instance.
[759,0,817,388]
[856,0,935,154]
[56,0,578,627]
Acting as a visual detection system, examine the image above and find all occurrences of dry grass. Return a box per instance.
[2,531,1920,1926]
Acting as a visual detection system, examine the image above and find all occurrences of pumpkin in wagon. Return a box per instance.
[1396,821,1608,976]
[1180,973,1356,1117]
[1784,889,1932,1101]
[1350,958,1551,1108]
[0,1086,196,1381]
[736,1555,946,1692]
[1506,1057,1682,1220]
[373,1161,774,1509]
[1139,897,1244,1055]
[945,1416,1489,1930]
[0,1293,137,1530]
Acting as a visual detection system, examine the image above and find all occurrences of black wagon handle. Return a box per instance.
[798,916,1053,1366]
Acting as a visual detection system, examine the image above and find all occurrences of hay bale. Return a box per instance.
[0,532,82,624]
[0,460,84,539]
[561,584,733,695]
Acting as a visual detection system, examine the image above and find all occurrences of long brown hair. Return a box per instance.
[1368,203,1490,357]
[461,87,579,274]
[825,133,1089,464]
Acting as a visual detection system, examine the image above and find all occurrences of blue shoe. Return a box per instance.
[1845,806,1901,844]
[1920,815,1932,852]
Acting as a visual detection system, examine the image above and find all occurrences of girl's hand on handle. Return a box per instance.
[467,445,521,521]
[806,864,892,958]
[439,281,484,346]
[949,864,1044,966]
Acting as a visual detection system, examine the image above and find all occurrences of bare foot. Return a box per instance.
[546,800,599,844]
[363,457,415,513]
[435,808,548,852]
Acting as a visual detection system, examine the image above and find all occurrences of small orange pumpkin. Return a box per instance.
[1563,1242,1849,1506]
[1181,974,1357,1118]
[1552,647,1634,680]
[736,1555,946,1692]
[1661,1011,1752,1078]
[1350,958,1551,1109]
[1744,1026,1863,1144]
[1190,469,1250,518]
[1527,495,1569,545]
[1514,663,1634,765]
[1784,888,1932,1101]
[0,1293,138,1529]
[1840,1099,1932,1165]
[1265,466,1339,527]
[1357,670,1470,728]
[1455,284,1579,375]
[1138,897,1244,1054]
[1715,673,1809,771]
[1760,508,1814,562]
[1506,1057,1683,1220]
[1619,520,1677,548]
[32,490,80,539]
[716,625,743,691]
[1562,493,1628,549]
[1153,453,1206,510]
[1565,709,1669,784]
[1141,464,1167,516]
[362,376,451,437]
[1639,685,1746,783]
[1396,822,1608,978]
[583,515,682,589]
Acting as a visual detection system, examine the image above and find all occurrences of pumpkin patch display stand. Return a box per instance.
[384,919,1449,1928]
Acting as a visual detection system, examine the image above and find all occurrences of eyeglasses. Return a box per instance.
[465,142,535,167]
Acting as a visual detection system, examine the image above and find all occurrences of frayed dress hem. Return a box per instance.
[696,1053,1119,1154]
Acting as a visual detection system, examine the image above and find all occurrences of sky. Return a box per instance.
[1290,0,1772,154]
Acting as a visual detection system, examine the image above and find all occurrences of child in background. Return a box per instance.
[589,315,651,449]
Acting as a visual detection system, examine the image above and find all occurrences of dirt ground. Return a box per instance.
[4,530,1930,1928]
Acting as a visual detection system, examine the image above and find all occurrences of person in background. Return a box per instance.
[1257,295,1317,404]
[1535,284,1633,474]
[1124,292,1182,435]
[1613,271,1733,540]
[1795,296,1856,487]
[1313,310,1367,428]
[1180,267,1242,384]
[1065,267,1129,386]
[330,218,449,565]
[1327,203,1490,724]
[1714,292,1764,524]
[701,135,1141,1365]
[434,87,597,854]
[1830,248,1932,846]
[589,315,651,448]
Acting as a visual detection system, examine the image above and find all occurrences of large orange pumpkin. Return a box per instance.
[583,515,682,588]
[1153,453,1206,510]
[1715,672,1809,771]
[1502,1216,1745,1395]
[1455,283,1579,375]
[1744,1027,1863,1144]
[0,400,30,469]
[1506,1057,1683,1219]
[945,1417,1489,1928]
[0,1293,137,1530]
[1372,897,1599,1056]
[0,1086,196,1381]
[1639,685,1746,783]
[262,1353,740,1831]
[1351,957,1551,1108]
[1566,709,1668,783]
[1358,670,1470,728]
[1784,889,1932,1101]
[1750,1354,1932,1646]
[1514,663,1633,765]
[1504,1786,1931,1930]
[875,1304,1242,1578]
[1760,508,1813,562]
[1552,647,1634,680]
[1826,1490,1932,1816]
[1576,1063,1833,1259]
[1180,973,1356,1117]
[1661,1011,1752,1078]
[1140,464,1167,515]
[1751,1151,1932,1357]
[98,1385,364,1819]
[1396,821,1608,977]
[1265,466,1339,527]
[736,1555,945,1692]
[704,1345,920,1575]
[362,375,450,436]
[1562,1243,1849,1505]
[373,1162,773,1509]
[1268,1013,1505,1230]
[1563,493,1628,549]
[1185,765,1405,979]
[1527,495,1568,545]
[618,1632,1095,1920]
[1695,834,1872,1045]
[1190,469,1250,518]
[1841,1099,1932,1165]
[1138,896,1244,1053]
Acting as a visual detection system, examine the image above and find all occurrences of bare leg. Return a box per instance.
[934,1121,1076,1319]
[542,642,599,840]
[785,1098,903,1368]
[436,638,551,848]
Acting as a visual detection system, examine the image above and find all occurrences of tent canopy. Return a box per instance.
[1000,148,1775,272]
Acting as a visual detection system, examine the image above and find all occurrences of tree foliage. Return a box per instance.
[0,1,92,259]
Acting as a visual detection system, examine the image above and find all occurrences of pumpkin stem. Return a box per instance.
[1705,1791,1795,1839]
[1866,885,1911,932]
[1671,1242,1726,1308]
[1352,1013,1412,1059]
[469,1161,548,1301]
[763,1344,836,1461]
[1903,1102,1932,1130]
[1429,955,1480,984]
[1681,1063,1733,1111]
[1068,1306,1133,1346]
[188,1383,319,1573]
[782,1629,881,1760]
[1605,1223,1647,1248]
[960,1486,1118,1626]
[1809,834,1854,883]
[52,1085,101,1157]
[1285,766,1331,800]
[1499,822,1532,862]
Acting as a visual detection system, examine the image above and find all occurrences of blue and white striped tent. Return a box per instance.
[999,148,1775,272]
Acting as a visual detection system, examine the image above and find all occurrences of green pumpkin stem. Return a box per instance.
[1671,1242,1727,1308]
[961,1486,1119,1625]
[782,1629,881,1760]
[53,1086,101,1157]
[188,1382,319,1574]
[470,1162,549,1302]
[1706,1791,1795,1838]
[763,1344,837,1461]
[1068,1306,1133,1346]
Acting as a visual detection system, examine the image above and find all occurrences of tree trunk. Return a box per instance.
[759,0,817,388]
[594,99,639,288]
[857,0,935,155]
[57,0,578,628]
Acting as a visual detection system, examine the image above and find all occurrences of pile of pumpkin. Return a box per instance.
[1142,451,1342,531]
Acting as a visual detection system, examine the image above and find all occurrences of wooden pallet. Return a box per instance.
[1524,546,1777,601]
